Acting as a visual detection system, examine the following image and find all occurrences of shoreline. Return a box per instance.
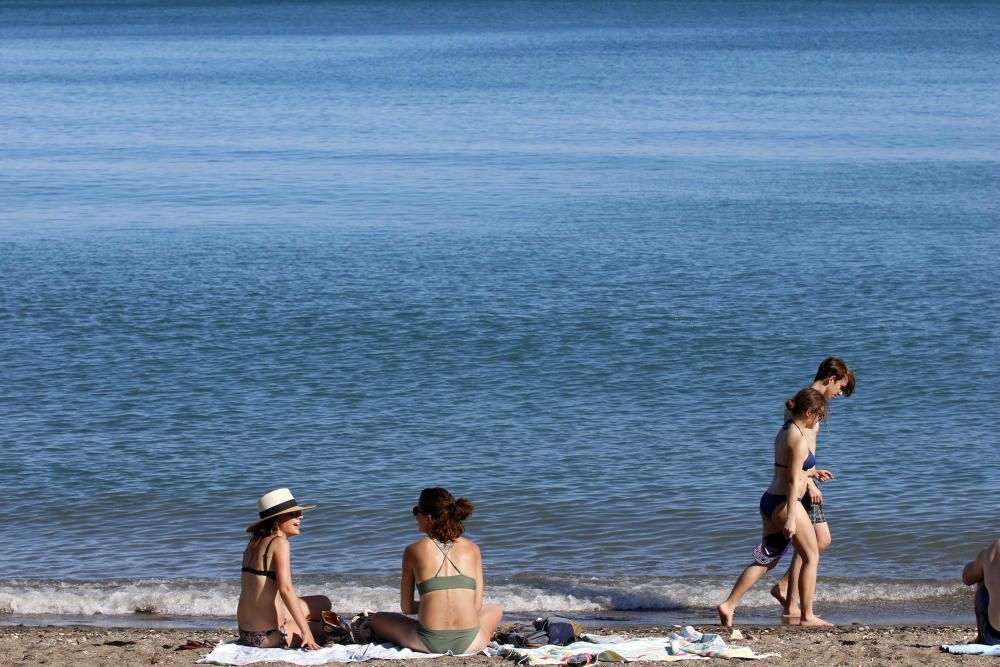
[0,622,985,666]
[0,595,975,631]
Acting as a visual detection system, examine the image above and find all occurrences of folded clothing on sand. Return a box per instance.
[494,616,583,647]
[494,627,777,664]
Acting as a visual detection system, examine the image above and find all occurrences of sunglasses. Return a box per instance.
[284,511,303,519]
[412,506,424,516]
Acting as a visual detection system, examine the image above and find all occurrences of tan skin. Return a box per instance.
[963,539,1000,639]
[370,509,503,653]
[772,374,849,621]
[237,511,330,650]
[717,407,833,628]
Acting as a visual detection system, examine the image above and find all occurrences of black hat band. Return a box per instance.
[259,498,299,520]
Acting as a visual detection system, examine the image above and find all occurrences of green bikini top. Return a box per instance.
[415,538,477,595]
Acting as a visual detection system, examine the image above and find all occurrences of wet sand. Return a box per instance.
[0,623,988,666]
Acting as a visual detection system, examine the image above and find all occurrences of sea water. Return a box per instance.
[1,0,998,626]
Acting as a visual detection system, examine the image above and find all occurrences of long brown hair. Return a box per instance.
[416,487,474,543]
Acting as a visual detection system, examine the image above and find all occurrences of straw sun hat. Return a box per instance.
[247,488,317,531]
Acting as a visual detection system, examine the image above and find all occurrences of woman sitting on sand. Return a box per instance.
[371,487,503,654]
[963,538,1000,645]
[237,488,331,649]
[717,388,833,628]
[771,357,855,622]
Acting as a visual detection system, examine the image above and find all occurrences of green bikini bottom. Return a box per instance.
[416,623,480,654]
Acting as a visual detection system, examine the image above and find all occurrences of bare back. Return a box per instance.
[407,536,483,630]
[237,536,282,631]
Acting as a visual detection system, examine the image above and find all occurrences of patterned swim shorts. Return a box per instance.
[237,626,288,648]
[801,496,827,524]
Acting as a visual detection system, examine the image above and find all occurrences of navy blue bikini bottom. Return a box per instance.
[759,491,786,518]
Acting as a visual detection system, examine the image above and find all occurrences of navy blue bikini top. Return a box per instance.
[775,420,817,470]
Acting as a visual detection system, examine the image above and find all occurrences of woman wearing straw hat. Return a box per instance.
[237,488,331,649]
[371,487,502,654]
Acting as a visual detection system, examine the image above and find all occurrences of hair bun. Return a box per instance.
[420,487,474,542]
[452,497,474,522]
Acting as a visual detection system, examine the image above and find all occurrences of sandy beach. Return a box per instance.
[0,623,988,666]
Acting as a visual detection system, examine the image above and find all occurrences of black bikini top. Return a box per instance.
[241,536,278,581]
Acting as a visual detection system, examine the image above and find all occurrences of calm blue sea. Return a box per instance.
[1,0,998,626]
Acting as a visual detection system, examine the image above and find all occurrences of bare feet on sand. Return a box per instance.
[780,613,801,626]
[717,602,734,627]
[799,616,834,628]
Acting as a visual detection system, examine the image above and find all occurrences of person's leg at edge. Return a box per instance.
[716,512,782,627]
[370,612,429,652]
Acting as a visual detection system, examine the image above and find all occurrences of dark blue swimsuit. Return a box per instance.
[759,420,815,518]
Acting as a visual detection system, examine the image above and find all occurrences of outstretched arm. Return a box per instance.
[272,538,320,649]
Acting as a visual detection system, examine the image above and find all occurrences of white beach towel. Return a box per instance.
[197,641,447,665]
[940,643,1000,656]
[580,632,628,644]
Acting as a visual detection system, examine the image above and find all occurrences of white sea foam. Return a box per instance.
[487,585,603,612]
[560,578,967,610]
[0,576,967,618]
[0,580,242,617]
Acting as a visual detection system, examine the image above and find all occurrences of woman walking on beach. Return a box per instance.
[237,488,331,649]
[772,357,855,621]
[371,487,503,654]
[717,388,833,628]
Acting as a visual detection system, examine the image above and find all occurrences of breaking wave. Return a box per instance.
[0,575,966,618]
